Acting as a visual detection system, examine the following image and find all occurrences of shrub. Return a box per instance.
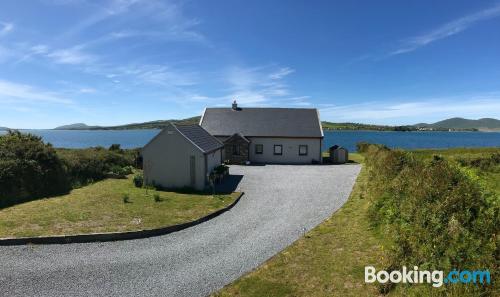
[356,141,371,153]
[122,193,130,203]
[122,166,134,175]
[0,131,69,207]
[362,144,498,294]
[153,194,162,202]
[456,152,500,171]
[133,173,144,188]
[57,147,135,186]
[108,143,123,152]
[214,164,229,175]
[0,132,139,207]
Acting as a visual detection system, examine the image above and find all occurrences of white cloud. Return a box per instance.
[0,22,13,36]
[79,88,97,93]
[0,80,73,104]
[390,4,500,56]
[31,44,49,55]
[269,67,295,80]
[46,48,95,65]
[224,66,294,102]
[319,94,500,124]
[58,0,205,44]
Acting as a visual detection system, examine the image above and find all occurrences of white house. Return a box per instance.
[200,101,324,164]
[142,122,223,190]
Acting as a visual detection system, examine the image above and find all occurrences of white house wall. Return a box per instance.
[248,137,321,164]
[142,126,207,190]
[206,149,222,176]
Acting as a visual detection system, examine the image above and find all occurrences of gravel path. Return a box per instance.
[0,164,360,297]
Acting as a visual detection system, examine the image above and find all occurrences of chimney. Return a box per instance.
[232,100,238,110]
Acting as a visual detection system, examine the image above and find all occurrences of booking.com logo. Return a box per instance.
[365,266,491,288]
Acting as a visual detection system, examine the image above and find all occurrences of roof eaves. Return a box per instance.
[199,107,207,125]
[316,108,324,137]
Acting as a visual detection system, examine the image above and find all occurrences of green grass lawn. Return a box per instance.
[0,174,239,238]
[214,148,498,297]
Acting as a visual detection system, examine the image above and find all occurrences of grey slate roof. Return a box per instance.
[200,108,323,138]
[176,124,223,153]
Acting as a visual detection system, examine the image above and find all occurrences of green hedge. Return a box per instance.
[0,132,139,207]
[0,131,69,206]
[362,144,498,294]
[57,147,136,186]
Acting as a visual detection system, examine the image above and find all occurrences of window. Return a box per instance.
[255,144,263,154]
[232,145,240,155]
[273,145,282,155]
[299,145,308,156]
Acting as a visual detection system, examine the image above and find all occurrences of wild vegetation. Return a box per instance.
[360,143,498,296]
[0,131,139,207]
[216,145,499,297]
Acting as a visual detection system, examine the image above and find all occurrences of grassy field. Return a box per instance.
[214,148,499,297]
[0,173,239,238]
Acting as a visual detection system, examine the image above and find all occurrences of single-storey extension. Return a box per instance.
[200,101,324,164]
[142,122,223,191]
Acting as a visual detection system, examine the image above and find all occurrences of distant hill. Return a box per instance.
[53,116,500,132]
[53,117,201,130]
[54,123,99,130]
[322,121,398,131]
[414,117,500,131]
[0,126,9,131]
[104,116,201,130]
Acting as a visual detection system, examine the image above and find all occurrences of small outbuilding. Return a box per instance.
[142,122,223,191]
[329,145,349,164]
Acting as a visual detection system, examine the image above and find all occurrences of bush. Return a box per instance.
[107,165,133,178]
[123,166,134,175]
[153,193,162,202]
[0,131,139,207]
[356,141,371,153]
[456,152,500,171]
[362,144,498,294]
[122,193,130,203]
[57,147,135,186]
[133,173,144,188]
[108,143,123,152]
[214,164,229,175]
[0,131,69,206]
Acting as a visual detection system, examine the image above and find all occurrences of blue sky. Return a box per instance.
[0,0,500,128]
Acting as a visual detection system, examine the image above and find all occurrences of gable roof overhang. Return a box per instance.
[223,133,250,144]
[142,122,223,154]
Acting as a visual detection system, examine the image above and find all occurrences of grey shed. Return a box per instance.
[329,145,349,164]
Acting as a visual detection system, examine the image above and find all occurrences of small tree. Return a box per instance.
[0,131,69,206]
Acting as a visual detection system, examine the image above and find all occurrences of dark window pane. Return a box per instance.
[255,144,263,154]
[299,145,308,156]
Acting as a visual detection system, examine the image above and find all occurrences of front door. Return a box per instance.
[190,155,196,187]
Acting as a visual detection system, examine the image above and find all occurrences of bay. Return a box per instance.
[1,129,499,151]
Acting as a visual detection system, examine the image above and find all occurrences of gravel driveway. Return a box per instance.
[0,164,360,297]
